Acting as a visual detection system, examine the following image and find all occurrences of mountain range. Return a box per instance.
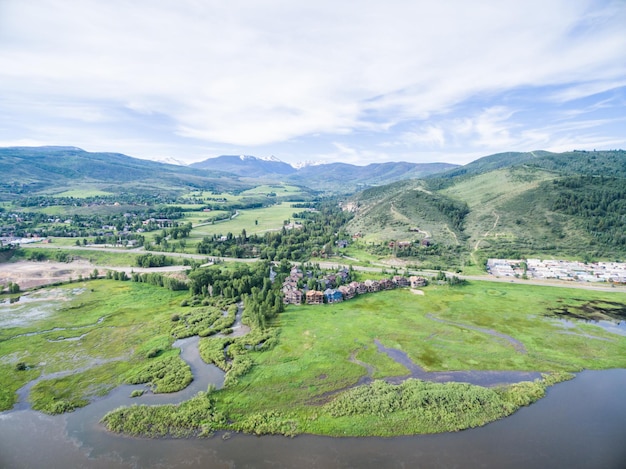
[1,145,624,260]
[0,147,458,197]
[189,154,458,192]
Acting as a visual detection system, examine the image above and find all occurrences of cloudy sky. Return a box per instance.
[1,0,625,166]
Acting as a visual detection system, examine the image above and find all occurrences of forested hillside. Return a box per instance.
[345,151,626,268]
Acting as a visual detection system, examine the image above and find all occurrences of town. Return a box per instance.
[487,258,626,284]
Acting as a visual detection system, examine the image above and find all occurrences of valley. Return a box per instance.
[1,146,625,442]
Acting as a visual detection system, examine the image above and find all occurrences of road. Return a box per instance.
[23,243,626,293]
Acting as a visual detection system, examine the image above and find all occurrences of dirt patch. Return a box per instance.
[410,289,424,295]
[0,260,96,290]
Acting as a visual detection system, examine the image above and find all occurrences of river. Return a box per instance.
[1,365,625,468]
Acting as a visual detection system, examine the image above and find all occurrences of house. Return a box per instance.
[324,288,343,303]
[421,239,432,247]
[337,268,350,282]
[306,290,324,305]
[283,288,302,305]
[392,275,410,287]
[379,278,394,290]
[409,276,427,288]
[350,281,368,294]
[290,267,303,280]
[364,279,380,292]
[335,240,349,248]
[338,284,355,300]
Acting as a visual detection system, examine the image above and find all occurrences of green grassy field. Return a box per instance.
[187,202,299,241]
[50,188,115,198]
[20,246,175,267]
[4,276,626,436]
[213,282,625,434]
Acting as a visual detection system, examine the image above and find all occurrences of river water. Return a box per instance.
[1,367,625,468]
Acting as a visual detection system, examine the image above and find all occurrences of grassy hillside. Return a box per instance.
[346,151,626,267]
[346,180,468,246]
[0,146,250,200]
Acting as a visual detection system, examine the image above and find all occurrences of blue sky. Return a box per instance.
[1,0,625,166]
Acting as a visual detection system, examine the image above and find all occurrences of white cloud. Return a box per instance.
[0,0,624,163]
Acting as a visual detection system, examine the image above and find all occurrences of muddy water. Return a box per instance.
[1,369,625,468]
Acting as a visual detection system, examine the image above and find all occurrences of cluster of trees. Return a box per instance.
[196,202,353,261]
[242,283,284,330]
[135,253,176,268]
[15,193,187,208]
[188,261,272,300]
[130,272,188,291]
[551,176,626,247]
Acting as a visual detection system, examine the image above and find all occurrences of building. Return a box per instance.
[338,284,355,299]
[409,276,426,288]
[306,290,324,305]
[392,275,410,287]
[324,288,343,303]
[350,281,368,294]
[283,288,302,305]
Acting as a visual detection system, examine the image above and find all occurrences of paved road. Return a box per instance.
[23,244,626,293]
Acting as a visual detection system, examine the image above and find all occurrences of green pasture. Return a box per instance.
[239,184,305,197]
[50,188,115,198]
[20,246,161,267]
[187,202,299,241]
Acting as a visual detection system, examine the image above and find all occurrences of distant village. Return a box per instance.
[281,266,427,305]
[487,258,626,284]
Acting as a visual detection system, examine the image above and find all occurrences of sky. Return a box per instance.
[1,0,625,167]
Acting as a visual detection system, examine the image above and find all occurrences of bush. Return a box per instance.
[15,362,27,371]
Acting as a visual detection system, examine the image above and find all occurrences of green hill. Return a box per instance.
[346,150,626,265]
[0,146,250,200]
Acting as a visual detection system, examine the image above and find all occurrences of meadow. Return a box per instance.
[91,279,626,437]
[0,280,190,412]
[3,266,625,436]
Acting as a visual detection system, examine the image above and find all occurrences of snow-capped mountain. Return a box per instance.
[155,156,187,166]
[190,154,296,176]
[291,160,325,170]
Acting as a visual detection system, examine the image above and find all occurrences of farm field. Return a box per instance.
[187,202,300,242]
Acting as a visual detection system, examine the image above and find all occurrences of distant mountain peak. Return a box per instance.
[155,156,187,166]
[292,160,324,169]
[261,155,283,163]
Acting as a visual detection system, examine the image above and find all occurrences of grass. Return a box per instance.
[4,276,626,435]
[20,246,167,267]
[0,280,188,412]
[207,281,626,435]
[50,188,115,198]
[187,202,299,241]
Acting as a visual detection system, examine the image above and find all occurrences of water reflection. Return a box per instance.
[1,370,625,468]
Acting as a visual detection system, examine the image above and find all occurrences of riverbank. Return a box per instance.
[2,278,626,439]
[2,369,626,468]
